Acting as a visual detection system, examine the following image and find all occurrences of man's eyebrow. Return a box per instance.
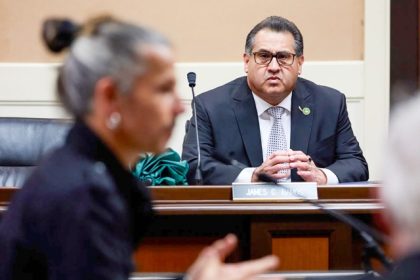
[254,49,290,53]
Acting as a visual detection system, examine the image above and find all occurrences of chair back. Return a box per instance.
[0,118,71,187]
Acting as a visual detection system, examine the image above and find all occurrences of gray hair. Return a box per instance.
[55,18,170,118]
[382,93,420,247]
[245,16,304,56]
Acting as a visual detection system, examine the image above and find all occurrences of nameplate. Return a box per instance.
[232,182,318,201]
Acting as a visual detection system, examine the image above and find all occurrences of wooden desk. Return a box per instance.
[130,271,367,280]
[0,184,384,272]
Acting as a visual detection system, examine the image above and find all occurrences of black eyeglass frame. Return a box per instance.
[251,51,297,66]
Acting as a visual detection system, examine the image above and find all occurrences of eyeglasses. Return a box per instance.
[252,51,296,66]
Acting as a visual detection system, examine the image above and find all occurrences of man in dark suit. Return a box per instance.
[182,16,368,185]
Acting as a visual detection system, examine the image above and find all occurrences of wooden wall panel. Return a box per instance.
[134,237,215,272]
[272,237,329,270]
[251,216,353,270]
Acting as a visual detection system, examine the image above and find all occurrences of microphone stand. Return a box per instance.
[187,72,202,185]
[214,152,393,276]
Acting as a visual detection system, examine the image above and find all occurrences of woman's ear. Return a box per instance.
[93,77,120,116]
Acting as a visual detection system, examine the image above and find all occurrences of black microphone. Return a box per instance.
[187,72,196,87]
[213,151,393,276]
[187,72,202,185]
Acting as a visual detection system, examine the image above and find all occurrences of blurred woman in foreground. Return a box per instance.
[0,16,279,279]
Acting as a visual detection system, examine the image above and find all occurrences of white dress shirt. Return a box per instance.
[234,92,339,184]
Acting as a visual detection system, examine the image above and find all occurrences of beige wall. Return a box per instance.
[0,0,363,62]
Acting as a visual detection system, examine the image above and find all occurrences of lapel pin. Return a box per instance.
[298,106,311,116]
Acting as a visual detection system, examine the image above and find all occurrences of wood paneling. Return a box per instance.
[250,215,353,271]
[272,237,329,270]
[134,237,215,272]
[150,184,380,202]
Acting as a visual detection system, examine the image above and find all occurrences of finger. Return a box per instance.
[269,150,289,158]
[269,172,290,180]
[211,234,238,261]
[289,153,309,162]
[231,255,279,279]
[289,161,310,171]
[258,157,289,175]
[188,245,218,277]
[267,155,290,165]
[265,162,290,172]
[307,156,312,164]
[257,170,289,181]
[297,170,314,181]
[264,168,291,179]
[287,149,304,156]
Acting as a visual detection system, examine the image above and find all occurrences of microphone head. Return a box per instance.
[187,72,196,88]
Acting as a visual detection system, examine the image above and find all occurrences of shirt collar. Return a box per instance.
[252,92,292,117]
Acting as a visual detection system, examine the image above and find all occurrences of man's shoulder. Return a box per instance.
[197,76,247,101]
[297,77,345,99]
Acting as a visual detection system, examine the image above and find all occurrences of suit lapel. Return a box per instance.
[232,78,263,166]
[290,78,313,155]
[290,79,313,181]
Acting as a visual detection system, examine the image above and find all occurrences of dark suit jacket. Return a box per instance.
[0,122,156,280]
[182,76,368,185]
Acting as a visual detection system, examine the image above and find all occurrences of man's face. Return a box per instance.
[243,29,304,105]
[118,46,184,154]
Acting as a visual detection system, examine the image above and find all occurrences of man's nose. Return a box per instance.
[267,57,281,72]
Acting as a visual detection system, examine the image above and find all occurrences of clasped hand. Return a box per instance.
[251,150,327,185]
